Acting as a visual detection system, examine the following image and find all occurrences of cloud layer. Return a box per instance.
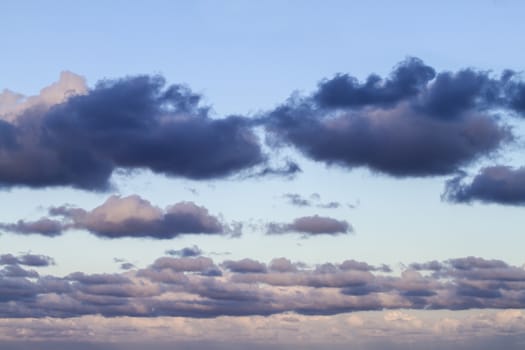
[1,254,525,318]
[1,309,525,349]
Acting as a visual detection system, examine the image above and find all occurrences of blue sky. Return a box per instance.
[1,1,525,349]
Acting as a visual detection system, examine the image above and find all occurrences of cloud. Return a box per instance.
[283,193,312,207]
[0,265,39,278]
[313,57,436,109]
[0,255,525,319]
[339,259,391,273]
[222,259,268,273]
[0,218,64,237]
[0,73,265,190]
[166,245,203,257]
[0,71,88,122]
[282,193,341,209]
[119,262,135,270]
[443,166,525,205]
[242,159,302,179]
[2,61,524,190]
[1,310,525,350]
[268,257,299,273]
[267,215,352,236]
[263,58,514,177]
[0,253,55,267]
[0,195,235,239]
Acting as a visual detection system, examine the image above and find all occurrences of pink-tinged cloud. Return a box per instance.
[0,195,238,239]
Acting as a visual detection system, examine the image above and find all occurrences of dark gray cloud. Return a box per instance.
[0,75,264,190]
[242,159,301,179]
[267,215,352,236]
[282,193,341,209]
[0,253,55,267]
[2,61,524,190]
[443,166,525,205]
[119,262,135,270]
[339,259,391,273]
[0,265,39,278]
[166,245,203,257]
[283,193,311,207]
[263,58,514,177]
[0,195,235,239]
[317,201,341,209]
[0,219,63,237]
[314,57,436,109]
[222,259,267,273]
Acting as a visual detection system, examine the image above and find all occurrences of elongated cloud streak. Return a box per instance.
[267,215,352,236]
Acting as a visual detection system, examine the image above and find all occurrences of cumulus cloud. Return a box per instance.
[263,57,515,177]
[0,71,87,122]
[0,195,235,239]
[443,166,525,205]
[267,215,352,236]
[313,57,436,109]
[0,73,265,190]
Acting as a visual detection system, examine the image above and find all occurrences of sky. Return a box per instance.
[1,0,525,349]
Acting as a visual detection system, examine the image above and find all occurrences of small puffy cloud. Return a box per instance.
[166,245,203,257]
[268,258,298,273]
[267,215,352,236]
